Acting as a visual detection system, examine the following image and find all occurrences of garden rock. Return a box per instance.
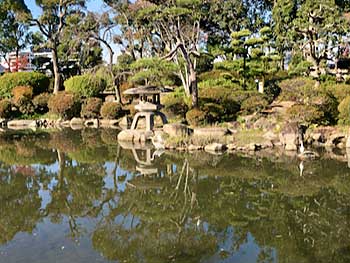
[194,127,230,137]
[84,119,99,128]
[70,118,84,126]
[188,144,203,151]
[279,122,299,151]
[204,143,227,153]
[163,123,191,137]
[325,133,346,148]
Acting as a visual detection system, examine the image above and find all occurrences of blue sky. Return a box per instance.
[25,0,107,18]
[24,0,119,62]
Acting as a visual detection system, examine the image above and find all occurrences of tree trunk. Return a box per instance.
[107,45,114,72]
[189,67,198,108]
[52,48,61,94]
[15,49,19,72]
[114,77,122,104]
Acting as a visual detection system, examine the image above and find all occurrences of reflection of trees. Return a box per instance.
[92,159,217,263]
[44,150,106,238]
[0,163,42,245]
[0,129,350,263]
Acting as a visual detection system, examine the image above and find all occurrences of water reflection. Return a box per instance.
[0,129,350,262]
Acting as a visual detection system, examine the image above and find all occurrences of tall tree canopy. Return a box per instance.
[31,0,86,93]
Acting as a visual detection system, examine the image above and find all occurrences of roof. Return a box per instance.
[123,85,173,95]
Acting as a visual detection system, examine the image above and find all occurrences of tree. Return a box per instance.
[0,0,31,72]
[132,0,208,108]
[31,0,86,94]
[81,12,116,71]
[272,0,299,70]
[292,0,347,80]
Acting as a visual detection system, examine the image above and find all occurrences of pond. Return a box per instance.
[0,129,350,263]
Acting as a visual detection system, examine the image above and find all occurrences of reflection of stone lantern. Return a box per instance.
[118,86,171,143]
[124,85,170,131]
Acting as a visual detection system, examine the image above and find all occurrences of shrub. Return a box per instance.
[240,94,269,115]
[287,104,324,125]
[81,97,103,118]
[0,72,50,98]
[314,92,339,125]
[11,86,34,115]
[0,99,12,118]
[33,93,51,114]
[12,86,33,101]
[100,102,123,119]
[162,91,189,119]
[202,103,224,123]
[338,96,350,125]
[186,108,207,126]
[48,92,81,120]
[200,87,241,121]
[323,83,350,102]
[278,77,317,102]
[64,73,106,98]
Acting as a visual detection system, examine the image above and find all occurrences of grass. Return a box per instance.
[231,129,266,147]
[165,134,231,147]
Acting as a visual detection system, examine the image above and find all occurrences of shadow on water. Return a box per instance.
[0,128,350,262]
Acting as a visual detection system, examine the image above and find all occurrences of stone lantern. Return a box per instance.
[123,85,170,131]
[118,85,171,143]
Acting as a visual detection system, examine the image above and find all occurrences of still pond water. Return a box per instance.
[0,129,350,263]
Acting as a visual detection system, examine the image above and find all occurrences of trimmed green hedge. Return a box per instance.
[64,74,106,98]
[0,72,50,98]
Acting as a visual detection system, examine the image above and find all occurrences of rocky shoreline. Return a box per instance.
[0,117,126,130]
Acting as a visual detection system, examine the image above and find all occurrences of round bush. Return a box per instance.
[100,102,123,119]
[0,72,50,98]
[0,99,12,118]
[81,97,103,119]
[287,104,324,125]
[186,108,207,126]
[338,96,350,125]
[11,86,34,115]
[199,87,241,122]
[202,103,224,123]
[64,74,106,98]
[162,92,189,119]
[48,92,81,120]
[33,93,51,114]
[240,94,269,115]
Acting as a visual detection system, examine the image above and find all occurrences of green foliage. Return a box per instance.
[199,87,242,122]
[240,94,269,115]
[130,58,179,86]
[186,108,207,126]
[322,83,350,102]
[278,77,317,101]
[338,96,350,125]
[48,92,81,120]
[162,89,189,119]
[11,86,34,115]
[0,72,49,98]
[33,93,51,114]
[64,74,106,98]
[81,97,103,119]
[100,102,123,119]
[279,77,339,125]
[0,99,12,118]
[287,104,325,126]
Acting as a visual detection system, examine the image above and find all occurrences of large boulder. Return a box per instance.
[279,122,300,151]
[204,143,227,153]
[70,118,84,130]
[194,127,230,137]
[163,123,192,137]
[118,129,153,143]
[7,120,37,129]
[325,133,346,148]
